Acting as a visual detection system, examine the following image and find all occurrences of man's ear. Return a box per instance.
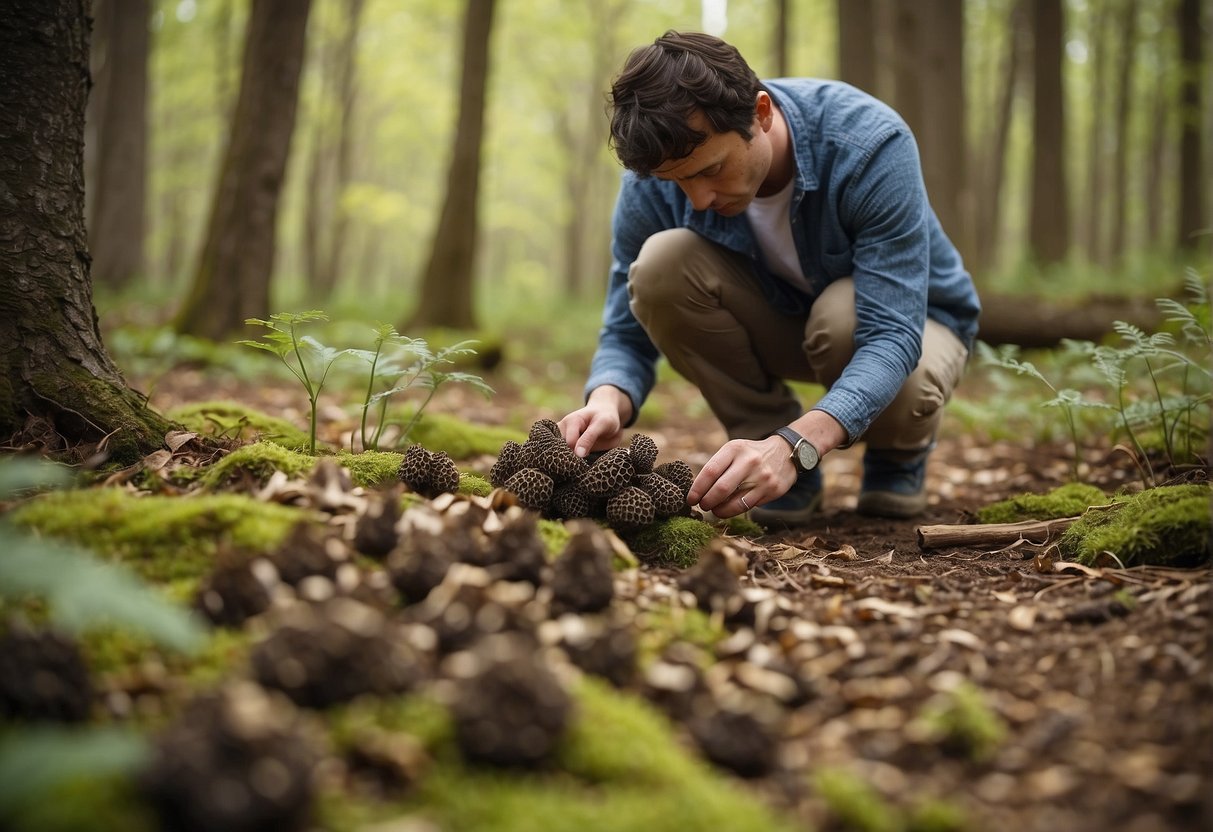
[754,91,774,131]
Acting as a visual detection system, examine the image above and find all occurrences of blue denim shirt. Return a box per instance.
[585,78,981,442]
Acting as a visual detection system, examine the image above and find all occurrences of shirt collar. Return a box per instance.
[767,81,819,193]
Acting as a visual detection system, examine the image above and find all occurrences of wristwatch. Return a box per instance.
[773,427,820,473]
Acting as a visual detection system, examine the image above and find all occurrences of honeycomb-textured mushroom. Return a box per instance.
[251,598,424,709]
[606,486,656,531]
[550,482,594,520]
[636,472,687,518]
[428,451,461,496]
[503,467,554,510]
[534,440,588,483]
[447,632,571,767]
[549,519,615,614]
[352,491,402,559]
[677,539,741,613]
[489,440,524,488]
[398,444,433,495]
[628,433,659,475]
[139,682,317,832]
[269,522,346,586]
[0,627,92,722]
[483,509,548,585]
[655,460,695,497]
[579,447,635,497]
[196,551,273,627]
[529,418,561,441]
[386,528,456,604]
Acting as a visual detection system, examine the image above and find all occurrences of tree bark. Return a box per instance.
[837,0,877,95]
[406,0,496,331]
[85,0,149,290]
[1176,0,1207,252]
[176,0,311,341]
[917,517,1079,550]
[773,0,790,77]
[977,291,1161,348]
[0,0,172,462]
[1028,0,1071,264]
[1109,0,1139,263]
[1082,1,1110,263]
[975,0,1024,273]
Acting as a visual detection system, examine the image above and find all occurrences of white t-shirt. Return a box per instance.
[745,177,810,293]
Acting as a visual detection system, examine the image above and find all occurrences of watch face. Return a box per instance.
[795,440,819,470]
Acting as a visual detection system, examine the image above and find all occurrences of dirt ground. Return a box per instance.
[141,360,1212,832]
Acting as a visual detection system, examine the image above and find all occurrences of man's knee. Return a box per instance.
[629,228,707,307]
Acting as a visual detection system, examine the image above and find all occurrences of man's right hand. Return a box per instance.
[558,385,634,458]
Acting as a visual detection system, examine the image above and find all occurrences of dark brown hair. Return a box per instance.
[608,31,767,176]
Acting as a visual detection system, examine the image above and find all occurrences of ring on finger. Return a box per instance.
[739,495,751,511]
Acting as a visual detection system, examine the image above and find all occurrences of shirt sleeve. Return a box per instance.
[583,175,672,424]
[813,128,931,443]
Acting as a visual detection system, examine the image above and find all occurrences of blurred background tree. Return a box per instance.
[74,0,1210,346]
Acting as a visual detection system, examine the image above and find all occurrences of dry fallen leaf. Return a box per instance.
[165,430,197,453]
[992,590,1019,604]
[824,544,858,562]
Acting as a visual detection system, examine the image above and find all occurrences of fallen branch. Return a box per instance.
[916,516,1080,550]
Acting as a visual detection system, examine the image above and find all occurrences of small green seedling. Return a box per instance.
[347,325,493,451]
[239,311,351,454]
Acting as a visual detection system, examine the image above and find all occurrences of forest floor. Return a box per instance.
[120,352,1213,832]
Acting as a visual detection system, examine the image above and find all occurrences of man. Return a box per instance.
[557,31,980,526]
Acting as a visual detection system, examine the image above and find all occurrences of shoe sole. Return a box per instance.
[856,490,927,519]
[749,491,824,529]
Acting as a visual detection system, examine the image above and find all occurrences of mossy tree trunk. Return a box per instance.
[0,0,173,462]
[175,0,311,342]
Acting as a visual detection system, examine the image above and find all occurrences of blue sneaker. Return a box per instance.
[857,448,930,518]
[750,468,824,528]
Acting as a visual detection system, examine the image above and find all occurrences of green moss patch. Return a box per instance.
[198,441,317,489]
[459,472,493,497]
[1058,483,1211,567]
[977,483,1108,524]
[912,682,1007,762]
[336,450,403,488]
[406,411,527,460]
[9,488,306,586]
[166,400,316,452]
[723,514,765,537]
[321,678,794,832]
[811,768,967,832]
[628,516,718,568]
[538,518,572,559]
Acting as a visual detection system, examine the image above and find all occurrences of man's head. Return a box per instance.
[609,31,786,216]
[608,31,768,177]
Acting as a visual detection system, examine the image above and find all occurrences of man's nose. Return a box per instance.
[683,182,715,212]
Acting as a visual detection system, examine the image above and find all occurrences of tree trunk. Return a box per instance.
[85,0,149,290]
[1028,0,1070,264]
[317,0,366,299]
[887,2,967,262]
[1176,0,1207,252]
[977,292,1161,348]
[1083,1,1109,263]
[176,0,311,341]
[773,0,790,77]
[1109,0,1138,263]
[0,0,173,462]
[975,0,1024,273]
[1144,53,1169,251]
[406,0,496,331]
[837,0,877,95]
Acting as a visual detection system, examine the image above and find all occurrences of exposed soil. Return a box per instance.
[28,358,1213,831]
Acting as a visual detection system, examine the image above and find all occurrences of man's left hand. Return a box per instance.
[688,436,797,518]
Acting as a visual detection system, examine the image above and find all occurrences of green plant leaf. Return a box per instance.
[0,457,73,495]
[0,532,206,653]
[0,726,148,816]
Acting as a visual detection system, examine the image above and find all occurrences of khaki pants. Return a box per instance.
[627,228,969,451]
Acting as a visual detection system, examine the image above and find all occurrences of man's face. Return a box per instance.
[651,102,774,216]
